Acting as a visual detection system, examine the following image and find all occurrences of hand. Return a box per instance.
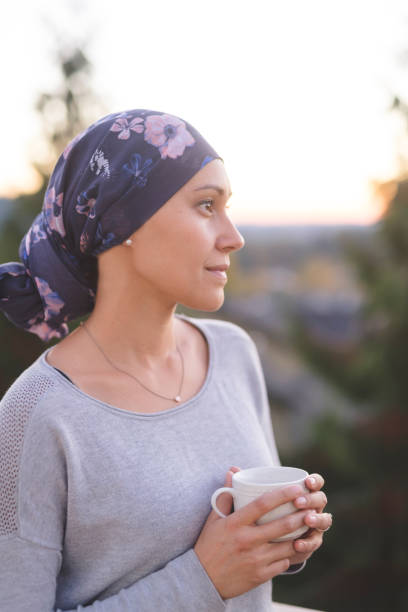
[194,468,313,599]
[287,472,332,567]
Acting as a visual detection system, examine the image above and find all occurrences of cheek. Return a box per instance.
[130,225,207,282]
[158,219,212,261]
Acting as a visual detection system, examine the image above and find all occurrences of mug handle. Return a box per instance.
[211,487,237,518]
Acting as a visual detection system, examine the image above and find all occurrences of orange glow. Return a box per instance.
[369,180,399,218]
[0,169,43,199]
[228,196,384,226]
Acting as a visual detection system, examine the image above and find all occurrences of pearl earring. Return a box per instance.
[125,239,133,246]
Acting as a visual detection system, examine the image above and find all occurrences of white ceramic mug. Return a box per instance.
[211,466,309,542]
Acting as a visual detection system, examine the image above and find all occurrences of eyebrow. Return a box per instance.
[194,184,233,197]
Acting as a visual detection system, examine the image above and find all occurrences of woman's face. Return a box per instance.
[126,159,245,311]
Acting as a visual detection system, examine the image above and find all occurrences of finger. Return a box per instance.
[229,485,305,527]
[215,470,235,516]
[207,471,235,523]
[263,558,292,581]
[252,509,310,545]
[258,540,295,564]
[225,471,233,487]
[293,530,323,555]
[305,473,325,491]
[305,511,332,532]
[293,491,327,512]
[246,547,292,581]
[213,468,241,516]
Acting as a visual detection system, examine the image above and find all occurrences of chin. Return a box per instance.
[181,291,225,312]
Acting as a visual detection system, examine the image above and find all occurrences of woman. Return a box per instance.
[0,109,331,611]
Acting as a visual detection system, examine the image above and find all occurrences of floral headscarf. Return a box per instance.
[0,110,221,341]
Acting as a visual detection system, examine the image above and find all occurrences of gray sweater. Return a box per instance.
[0,316,294,611]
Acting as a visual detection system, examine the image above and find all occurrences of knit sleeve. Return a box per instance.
[59,550,226,612]
[0,371,226,611]
[1,540,225,612]
[0,370,65,609]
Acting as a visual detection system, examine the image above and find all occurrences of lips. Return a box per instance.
[205,264,229,272]
[205,264,229,282]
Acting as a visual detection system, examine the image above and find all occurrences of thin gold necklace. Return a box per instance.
[80,321,184,403]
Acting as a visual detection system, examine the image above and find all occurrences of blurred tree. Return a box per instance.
[273,184,408,612]
[34,45,104,178]
[272,87,408,612]
[0,41,104,395]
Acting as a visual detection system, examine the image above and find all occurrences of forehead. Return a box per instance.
[184,159,231,195]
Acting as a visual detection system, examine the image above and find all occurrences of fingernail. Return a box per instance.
[308,477,316,486]
[308,514,317,525]
[296,540,305,551]
[296,496,307,506]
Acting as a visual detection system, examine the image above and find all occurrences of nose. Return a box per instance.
[216,215,245,253]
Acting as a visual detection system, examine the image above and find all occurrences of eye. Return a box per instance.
[198,199,214,214]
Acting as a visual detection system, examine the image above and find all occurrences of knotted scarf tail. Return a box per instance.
[0,262,68,342]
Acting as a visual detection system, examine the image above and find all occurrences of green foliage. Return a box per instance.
[275,409,408,611]
[274,186,408,611]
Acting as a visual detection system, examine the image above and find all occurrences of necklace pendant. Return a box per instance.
[81,321,185,403]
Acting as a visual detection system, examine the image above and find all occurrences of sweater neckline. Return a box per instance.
[38,314,214,419]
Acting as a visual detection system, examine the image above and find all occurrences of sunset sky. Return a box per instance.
[1,0,408,225]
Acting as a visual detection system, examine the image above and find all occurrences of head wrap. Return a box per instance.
[0,109,221,341]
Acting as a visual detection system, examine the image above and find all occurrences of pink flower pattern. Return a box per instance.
[3,110,216,341]
[144,114,195,159]
[110,116,144,140]
[26,318,65,342]
[76,197,96,219]
[34,277,65,322]
[31,222,47,244]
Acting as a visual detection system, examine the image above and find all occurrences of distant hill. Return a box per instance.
[236,223,376,269]
[237,223,375,243]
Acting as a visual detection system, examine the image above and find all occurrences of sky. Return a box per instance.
[1,0,408,225]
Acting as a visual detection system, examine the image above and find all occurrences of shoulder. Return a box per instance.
[0,356,62,435]
[0,358,67,542]
[183,314,254,347]
[181,315,259,368]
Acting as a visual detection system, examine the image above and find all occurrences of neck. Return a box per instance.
[84,291,180,368]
